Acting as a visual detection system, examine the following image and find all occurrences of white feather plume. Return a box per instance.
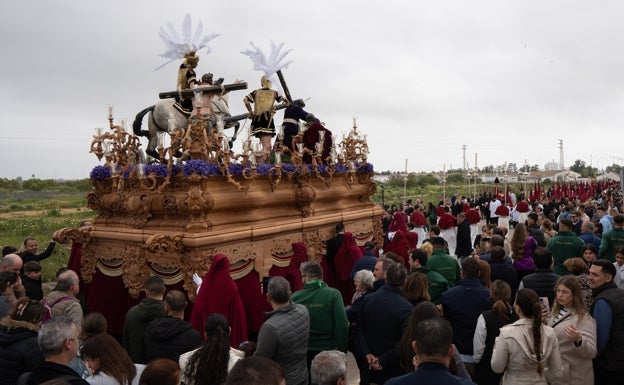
[241,41,292,79]
[155,13,220,70]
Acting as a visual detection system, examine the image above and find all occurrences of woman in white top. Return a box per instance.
[548,275,597,385]
[81,333,145,385]
[491,288,564,385]
[179,313,244,385]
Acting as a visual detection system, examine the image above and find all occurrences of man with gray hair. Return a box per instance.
[255,276,310,385]
[579,220,601,251]
[310,350,347,385]
[23,316,88,384]
[43,269,83,327]
[0,253,23,274]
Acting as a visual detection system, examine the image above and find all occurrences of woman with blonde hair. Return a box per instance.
[548,275,597,385]
[541,218,557,244]
[491,288,563,384]
[509,223,537,281]
[418,242,433,257]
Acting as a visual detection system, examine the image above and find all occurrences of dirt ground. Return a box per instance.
[0,208,83,219]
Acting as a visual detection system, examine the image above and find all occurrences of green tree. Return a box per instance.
[446,173,466,184]
[569,159,586,173]
[416,174,439,187]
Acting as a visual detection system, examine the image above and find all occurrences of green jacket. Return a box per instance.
[427,249,460,287]
[547,230,584,275]
[410,266,450,304]
[291,280,348,352]
[599,228,624,262]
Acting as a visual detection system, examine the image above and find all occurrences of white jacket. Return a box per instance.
[491,318,564,385]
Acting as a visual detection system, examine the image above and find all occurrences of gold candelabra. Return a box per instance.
[90,106,371,192]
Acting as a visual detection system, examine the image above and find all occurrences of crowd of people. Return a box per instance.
[2,182,624,384]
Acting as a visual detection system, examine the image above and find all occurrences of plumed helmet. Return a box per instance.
[260,76,272,88]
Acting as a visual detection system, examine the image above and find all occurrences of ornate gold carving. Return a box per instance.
[293,173,316,217]
[53,226,91,245]
[144,233,185,253]
[121,244,150,298]
[80,242,99,284]
[271,236,297,255]
[127,194,153,228]
[216,242,257,265]
[185,187,210,231]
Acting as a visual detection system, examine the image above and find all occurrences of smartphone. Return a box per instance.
[262,276,271,294]
[539,296,550,309]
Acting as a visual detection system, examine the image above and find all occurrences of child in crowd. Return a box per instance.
[22,260,43,300]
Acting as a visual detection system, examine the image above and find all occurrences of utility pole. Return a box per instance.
[462,145,467,171]
[559,139,564,170]
[403,158,408,204]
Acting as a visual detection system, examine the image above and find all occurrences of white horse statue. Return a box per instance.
[133,95,240,159]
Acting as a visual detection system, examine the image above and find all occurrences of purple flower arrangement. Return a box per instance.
[90,160,373,180]
[356,162,374,174]
[90,165,111,180]
[183,160,220,176]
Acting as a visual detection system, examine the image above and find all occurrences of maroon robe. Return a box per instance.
[333,232,363,304]
[302,123,333,164]
[234,268,271,336]
[190,254,248,348]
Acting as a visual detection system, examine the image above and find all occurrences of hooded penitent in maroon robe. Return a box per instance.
[388,211,408,233]
[233,265,271,337]
[302,122,333,164]
[333,232,363,304]
[190,254,247,348]
[386,230,410,268]
[269,250,305,294]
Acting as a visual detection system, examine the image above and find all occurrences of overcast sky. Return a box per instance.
[2,0,623,179]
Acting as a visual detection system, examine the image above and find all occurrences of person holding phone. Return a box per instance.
[547,275,597,385]
[491,288,564,384]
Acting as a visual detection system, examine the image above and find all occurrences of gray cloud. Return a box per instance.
[1,0,623,179]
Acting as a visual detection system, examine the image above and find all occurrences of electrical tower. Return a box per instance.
[558,139,564,170]
[462,145,467,171]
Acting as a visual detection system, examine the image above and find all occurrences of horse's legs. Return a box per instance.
[146,112,161,158]
[228,122,241,149]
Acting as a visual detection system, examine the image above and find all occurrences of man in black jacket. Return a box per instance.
[455,212,473,260]
[589,259,624,385]
[519,247,558,306]
[144,290,202,363]
[526,213,546,247]
[326,223,345,263]
[356,262,413,385]
[122,276,166,363]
